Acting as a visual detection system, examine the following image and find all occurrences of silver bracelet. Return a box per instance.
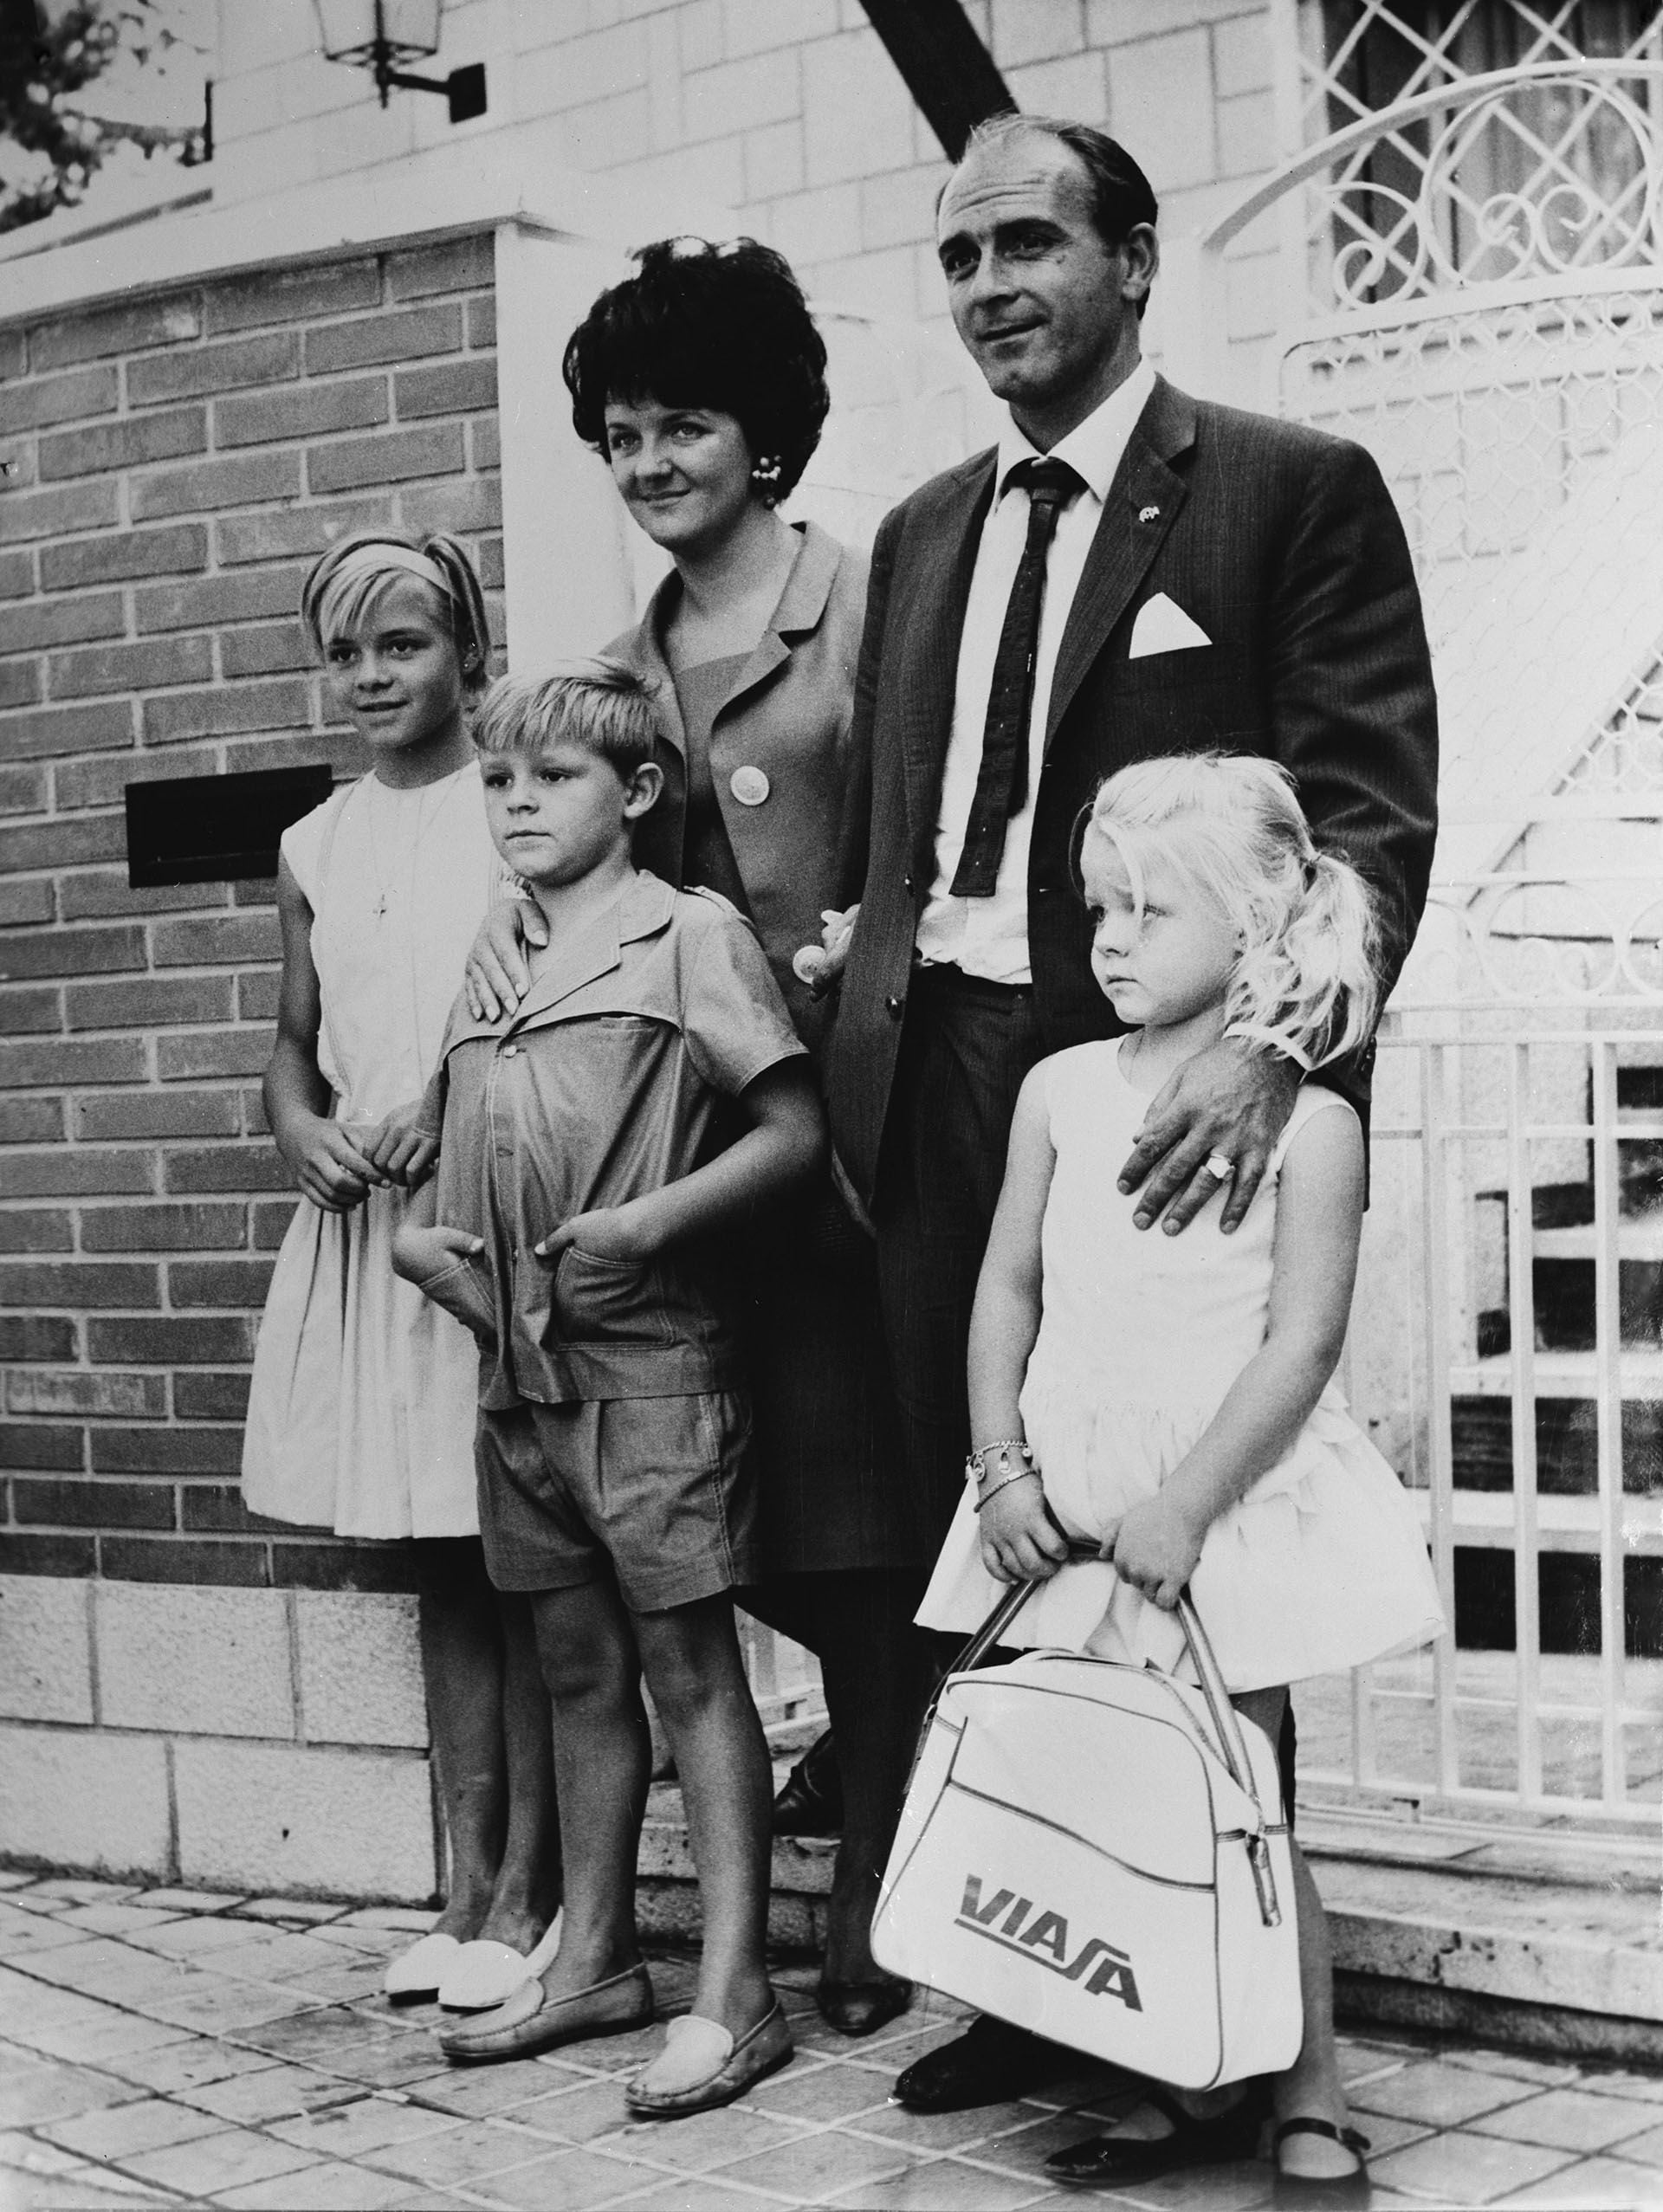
[974,1465,1039,1512]
[967,1439,1037,1511]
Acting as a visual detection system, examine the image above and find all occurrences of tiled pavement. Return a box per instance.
[1,1872,1660,2212]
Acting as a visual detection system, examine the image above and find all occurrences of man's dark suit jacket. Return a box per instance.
[825,374,1440,1211]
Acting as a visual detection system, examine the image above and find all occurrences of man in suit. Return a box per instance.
[823,114,1437,2140]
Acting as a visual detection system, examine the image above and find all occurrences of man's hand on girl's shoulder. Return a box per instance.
[1117,1038,1301,1236]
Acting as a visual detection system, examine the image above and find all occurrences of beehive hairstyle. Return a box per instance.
[471,660,662,780]
[563,236,830,502]
[301,530,492,694]
[1079,754,1380,1068]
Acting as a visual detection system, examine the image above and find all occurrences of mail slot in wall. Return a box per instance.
[126,765,334,888]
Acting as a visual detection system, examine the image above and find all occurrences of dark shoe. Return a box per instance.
[1047,2079,1272,2188]
[817,1976,910,2037]
[773,1730,843,1836]
[1272,2118,1370,2207]
[437,1961,653,2065]
[892,2014,1072,2112]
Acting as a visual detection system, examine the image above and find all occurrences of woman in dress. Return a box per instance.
[470,240,929,2034]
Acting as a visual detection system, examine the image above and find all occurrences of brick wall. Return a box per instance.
[0,230,501,1601]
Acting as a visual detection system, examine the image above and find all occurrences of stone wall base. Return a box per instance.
[0,1717,437,1904]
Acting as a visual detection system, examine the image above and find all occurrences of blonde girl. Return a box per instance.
[919,754,1444,2190]
[243,533,559,2011]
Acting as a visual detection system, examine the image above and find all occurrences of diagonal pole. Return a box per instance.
[858,0,1016,161]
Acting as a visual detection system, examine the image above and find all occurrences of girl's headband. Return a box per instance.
[323,541,451,599]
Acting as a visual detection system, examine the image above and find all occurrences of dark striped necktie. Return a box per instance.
[950,456,1085,898]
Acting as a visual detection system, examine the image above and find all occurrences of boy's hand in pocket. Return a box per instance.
[534,1201,658,1265]
[391,1217,484,1287]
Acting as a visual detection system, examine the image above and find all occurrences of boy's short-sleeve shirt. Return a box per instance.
[424,870,806,1409]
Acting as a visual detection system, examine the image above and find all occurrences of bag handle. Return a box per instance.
[937,1541,1284,1929]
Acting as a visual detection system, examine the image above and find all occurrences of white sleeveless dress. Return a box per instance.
[241,764,495,1540]
[918,1042,1446,1691]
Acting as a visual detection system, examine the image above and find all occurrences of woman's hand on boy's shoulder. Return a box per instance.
[465,894,547,1022]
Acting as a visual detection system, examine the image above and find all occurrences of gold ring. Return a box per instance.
[1204,1151,1234,1180]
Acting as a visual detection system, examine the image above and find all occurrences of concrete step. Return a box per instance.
[636,1775,1663,2065]
[1303,1803,1663,2064]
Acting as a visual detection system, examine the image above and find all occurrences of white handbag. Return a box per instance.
[870,1562,1303,2090]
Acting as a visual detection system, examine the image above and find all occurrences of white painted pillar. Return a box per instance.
[493,221,638,672]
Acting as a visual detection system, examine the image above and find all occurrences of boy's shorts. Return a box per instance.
[476,1393,755,1612]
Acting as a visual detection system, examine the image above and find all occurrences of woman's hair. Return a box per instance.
[301,531,492,694]
[471,660,661,779]
[1080,754,1380,1068]
[563,236,830,502]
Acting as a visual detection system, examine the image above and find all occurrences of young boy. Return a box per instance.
[392,662,823,2115]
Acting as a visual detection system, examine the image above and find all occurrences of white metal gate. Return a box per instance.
[1167,16,1663,1828]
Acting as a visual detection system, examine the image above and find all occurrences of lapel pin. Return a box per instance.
[730,766,770,806]
[1138,504,1161,523]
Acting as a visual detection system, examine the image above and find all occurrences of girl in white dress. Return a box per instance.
[243,534,559,2009]
[920,754,1444,2190]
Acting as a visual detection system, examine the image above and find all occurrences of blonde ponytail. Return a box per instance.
[1228,845,1378,1069]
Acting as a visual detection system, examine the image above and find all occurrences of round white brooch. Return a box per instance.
[729,766,770,806]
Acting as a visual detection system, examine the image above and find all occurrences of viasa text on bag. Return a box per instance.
[955,1875,1143,2009]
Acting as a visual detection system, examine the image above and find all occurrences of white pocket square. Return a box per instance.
[1129,592,1212,658]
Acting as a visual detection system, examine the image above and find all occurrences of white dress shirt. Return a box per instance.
[916,357,1158,984]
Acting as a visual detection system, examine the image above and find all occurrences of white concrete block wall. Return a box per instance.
[0,1576,94,1725]
[210,0,1283,362]
[96,1584,294,1738]
[2,1725,173,1877]
[294,1592,426,1750]
[172,1740,436,1899]
[0,1576,437,1900]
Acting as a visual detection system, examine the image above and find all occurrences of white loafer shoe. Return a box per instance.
[437,1913,562,2012]
[384,1930,461,2005]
